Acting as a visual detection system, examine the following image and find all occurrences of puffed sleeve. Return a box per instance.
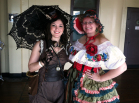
[104,46,126,69]
[69,40,85,61]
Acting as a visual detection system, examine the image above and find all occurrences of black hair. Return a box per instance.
[44,15,68,48]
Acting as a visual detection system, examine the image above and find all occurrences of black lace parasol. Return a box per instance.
[8,5,72,50]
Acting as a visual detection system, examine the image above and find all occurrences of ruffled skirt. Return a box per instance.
[65,67,119,103]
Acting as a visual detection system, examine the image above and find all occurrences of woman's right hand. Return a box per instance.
[46,50,53,62]
[41,50,53,65]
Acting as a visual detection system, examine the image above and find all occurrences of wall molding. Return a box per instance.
[2,72,27,78]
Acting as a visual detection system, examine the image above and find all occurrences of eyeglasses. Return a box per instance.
[82,21,95,25]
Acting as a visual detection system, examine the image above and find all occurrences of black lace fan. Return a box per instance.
[8,5,72,50]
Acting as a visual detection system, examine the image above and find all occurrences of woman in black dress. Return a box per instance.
[28,9,69,103]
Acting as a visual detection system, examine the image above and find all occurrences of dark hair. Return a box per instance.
[44,16,68,48]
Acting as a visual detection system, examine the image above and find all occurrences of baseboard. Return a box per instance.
[2,72,27,78]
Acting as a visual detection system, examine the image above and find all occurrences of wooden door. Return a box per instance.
[124,7,139,68]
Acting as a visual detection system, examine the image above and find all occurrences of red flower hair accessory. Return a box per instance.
[73,17,84,34]
[70,16,85,35]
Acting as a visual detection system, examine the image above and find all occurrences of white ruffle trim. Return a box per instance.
[69,50,106,68]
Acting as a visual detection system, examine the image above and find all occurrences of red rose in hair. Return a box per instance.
[97,54,101,61]
[86,43,97,56]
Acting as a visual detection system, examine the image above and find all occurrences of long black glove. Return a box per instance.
[41,50,53,66]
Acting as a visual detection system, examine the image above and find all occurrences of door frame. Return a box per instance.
[124,7,139,69]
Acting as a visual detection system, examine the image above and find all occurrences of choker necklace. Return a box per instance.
[52,41,64,48]
[54,42,60,47]
[84,33,100,46]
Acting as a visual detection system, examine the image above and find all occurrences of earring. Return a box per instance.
[95,28,98,32]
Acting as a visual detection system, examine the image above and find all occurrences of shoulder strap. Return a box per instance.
[50,46,64,78]
[50,46,62,68]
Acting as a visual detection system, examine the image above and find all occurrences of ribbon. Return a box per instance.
[84,33,100,46]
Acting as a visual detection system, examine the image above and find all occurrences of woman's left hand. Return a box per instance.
[85,69,102,82]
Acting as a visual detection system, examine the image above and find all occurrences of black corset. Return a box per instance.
[44,64,63,82]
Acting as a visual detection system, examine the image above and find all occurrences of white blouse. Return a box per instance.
[69,40,126,70]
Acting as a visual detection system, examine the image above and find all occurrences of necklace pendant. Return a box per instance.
[54,42,59,47]
[56,66,60,71]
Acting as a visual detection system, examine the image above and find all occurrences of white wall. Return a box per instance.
[8,0,22,73]
[99,0,124,47]
[29,0,71,14]
[99,0,139,52]
[0,0,9,73]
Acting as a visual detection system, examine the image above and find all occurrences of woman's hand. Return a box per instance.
[85,62,127,82]
[46,50,53,62]
[85,69,102,82]
[41,50,53,65]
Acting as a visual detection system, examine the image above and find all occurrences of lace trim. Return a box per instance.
[73,40,86,51]
[51,45,64,54]
[74,40,112,52]
[74,95,119,103]
[97,41,112,52]
[99,81,116,91]
[40,40,44,55]
[66,44,69,55]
